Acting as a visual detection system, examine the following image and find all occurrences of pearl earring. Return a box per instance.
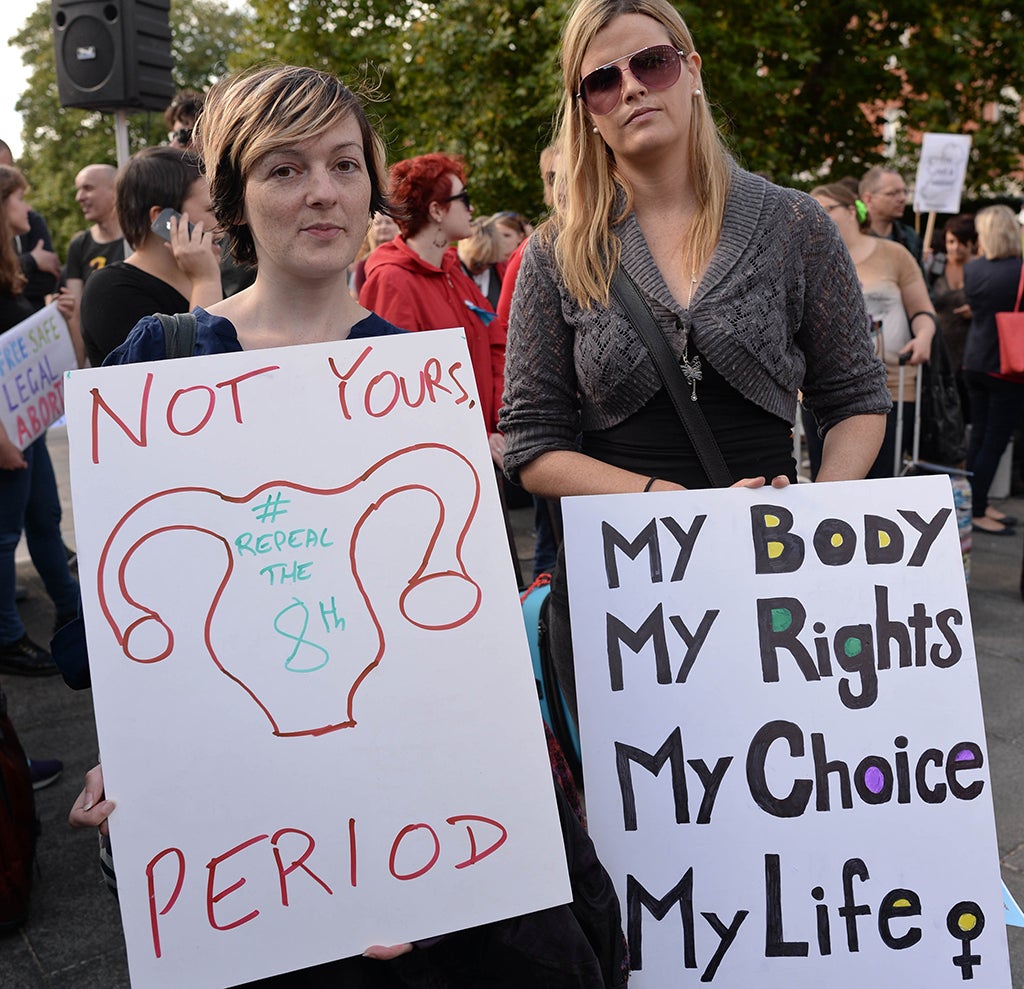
[693,89,702,97]
[592,125,599,133]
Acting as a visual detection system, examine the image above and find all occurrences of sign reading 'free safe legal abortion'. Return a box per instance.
[0,302,76,449]
[564,475,1010,987]
[64,329,570,988]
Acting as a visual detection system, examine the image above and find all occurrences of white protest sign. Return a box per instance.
[64,329,570,989]
[564,475,1010,987]
[914,133,973,214]
[0,302,76,449]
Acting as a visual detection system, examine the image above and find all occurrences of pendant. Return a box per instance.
[680,348,702,401]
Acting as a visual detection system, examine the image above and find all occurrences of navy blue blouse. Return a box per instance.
[104,307,406,365]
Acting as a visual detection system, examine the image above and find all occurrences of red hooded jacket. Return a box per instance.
[359,237,506,433]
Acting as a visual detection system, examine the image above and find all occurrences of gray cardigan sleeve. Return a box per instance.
[500,236,582,483]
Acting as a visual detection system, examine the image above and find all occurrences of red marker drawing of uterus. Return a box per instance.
[97,443,483,736]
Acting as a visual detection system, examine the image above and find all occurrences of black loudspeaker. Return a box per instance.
[52,0,174,112]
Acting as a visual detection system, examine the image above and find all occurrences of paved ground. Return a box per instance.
[2,425,1024,987]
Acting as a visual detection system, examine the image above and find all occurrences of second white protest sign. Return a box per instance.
[564,475,1009,987]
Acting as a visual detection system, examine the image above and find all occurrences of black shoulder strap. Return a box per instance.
[155,312,198,360]
[609,267,733,487]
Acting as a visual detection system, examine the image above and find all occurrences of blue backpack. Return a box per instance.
[520,576,582,780]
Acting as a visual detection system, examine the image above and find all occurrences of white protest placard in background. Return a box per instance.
[64,329,570,989]
[0,302,75,449]
[914,133,973,214]
[564,475,1010,987]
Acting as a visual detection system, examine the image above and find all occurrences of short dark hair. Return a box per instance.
[194,64,391,267]
[943,213,977,248]
[116,146,203,248]
[163,89,205,130]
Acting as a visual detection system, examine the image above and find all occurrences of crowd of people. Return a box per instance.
[1,0,1023,981]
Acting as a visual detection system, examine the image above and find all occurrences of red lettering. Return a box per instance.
[270,828,333,906]
[327,345,373,420]
[389,823,440,881]
[398,371,428,408]
[447,815,508,869]
[364,370,401,418]
[422,357,450,402]
[448,361,471,406]
[26,403,41,437]
[15,414,31,447]
[215,366,278,424]
[145,847,186,959]
[166,385,216,436]
[349,817,358,888]
[90,373,153,464]
[45,390,61,421]
[205,834,268,931]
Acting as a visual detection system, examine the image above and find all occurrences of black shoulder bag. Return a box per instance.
[608,266,733,487]
[155,311,199,359]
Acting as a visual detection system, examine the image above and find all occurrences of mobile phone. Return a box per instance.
[151,207,195,241]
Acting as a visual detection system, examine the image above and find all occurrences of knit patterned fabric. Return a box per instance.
[500,166,891,482]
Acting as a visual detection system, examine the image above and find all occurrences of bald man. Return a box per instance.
[57,164,125,364]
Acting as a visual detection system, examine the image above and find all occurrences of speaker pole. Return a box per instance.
[114,109,130,167]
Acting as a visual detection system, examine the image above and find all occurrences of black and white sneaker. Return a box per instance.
[28,757,63,790]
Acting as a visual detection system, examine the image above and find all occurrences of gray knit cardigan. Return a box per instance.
[500,167,891,483]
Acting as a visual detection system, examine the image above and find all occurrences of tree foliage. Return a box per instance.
[384,0,569,216]
[7,0,1022,259]
[237,0,567,218]
[10,0,250,252]
[692,0,1024,192]
[232,0,1023,209]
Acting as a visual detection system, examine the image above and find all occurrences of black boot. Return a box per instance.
[0,635,59,676]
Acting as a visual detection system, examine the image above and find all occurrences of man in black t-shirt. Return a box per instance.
[57,164,124,365]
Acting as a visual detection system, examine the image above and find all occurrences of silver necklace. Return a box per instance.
[680,342,702,402]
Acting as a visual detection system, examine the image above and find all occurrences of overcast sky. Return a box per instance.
[2,0,48,158]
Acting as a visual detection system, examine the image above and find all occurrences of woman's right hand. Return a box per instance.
[55,286,76,323]
[731,475,791,490]
[0,436,26,470]
[69,764,115,835]
[168,212,222,298]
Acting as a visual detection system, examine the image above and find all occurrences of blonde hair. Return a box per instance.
[457,217,502,274]
[193,63,391,266]
[548,0,731,307]
[974,205,1022,260]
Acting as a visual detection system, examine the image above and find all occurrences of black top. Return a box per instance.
[0,292,35,335]
[65,229,126,284]
[930,272,970,374]
[582,344,797,487]
[80,261,188,367]
[15,210,59,310]
[963,255,1024,377]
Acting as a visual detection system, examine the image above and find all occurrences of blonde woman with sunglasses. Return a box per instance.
[500,0,892,720]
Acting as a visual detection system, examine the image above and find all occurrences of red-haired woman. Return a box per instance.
[359,153,506,463]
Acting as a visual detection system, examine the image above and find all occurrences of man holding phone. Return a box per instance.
[79,147,221,367]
